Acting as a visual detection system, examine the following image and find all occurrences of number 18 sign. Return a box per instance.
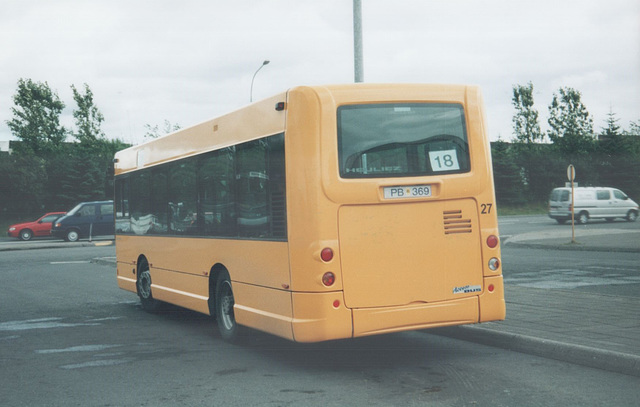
[429,149,460,172]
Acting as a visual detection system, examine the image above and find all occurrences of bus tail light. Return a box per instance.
[322,272,335,286]
[488,257,500,271]
[320,248,334,262]
[486,235,499,248]
[488,284,495,293]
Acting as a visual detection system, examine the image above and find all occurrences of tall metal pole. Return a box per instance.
[250,60,270,102]
[353,0,363,83]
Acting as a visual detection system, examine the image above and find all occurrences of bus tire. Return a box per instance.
[137,259,163,313]
[215,270,240,342]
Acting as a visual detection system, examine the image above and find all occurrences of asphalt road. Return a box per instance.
[1,240,639,406]
[499,215,640,297]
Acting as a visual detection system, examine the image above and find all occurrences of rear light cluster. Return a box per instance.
[487,234,500,271]
[322,272,336,286]
[320,248,333,262]
[321,247,336,287]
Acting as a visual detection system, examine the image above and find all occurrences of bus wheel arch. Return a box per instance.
[136,255,163,312]
[208,263,229,318]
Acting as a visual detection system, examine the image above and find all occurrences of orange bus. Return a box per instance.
[114,84,505,342]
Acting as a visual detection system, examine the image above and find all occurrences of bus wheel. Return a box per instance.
[137,261,162,312]
[215,271,239,342]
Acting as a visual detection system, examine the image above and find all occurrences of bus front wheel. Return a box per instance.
[215,271,240,342]
[137,260,163,312]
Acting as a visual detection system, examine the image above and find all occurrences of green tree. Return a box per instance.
[510,82,550,203]
[596,111,640,199]
[512,82,543,144]
[6,78,67,156]
[624,120,640,136]
[71,83,105,145]
[144,120,181,141]
[491,141,525,206]
[3,154,48,216]
[598,110,624,156]
[547,87,594,155]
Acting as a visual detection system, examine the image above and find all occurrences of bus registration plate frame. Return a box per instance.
[383,185,432,200]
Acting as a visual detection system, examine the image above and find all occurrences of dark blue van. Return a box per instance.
[50,201,114,242]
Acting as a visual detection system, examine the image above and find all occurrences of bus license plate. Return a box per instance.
[383,185,432,199]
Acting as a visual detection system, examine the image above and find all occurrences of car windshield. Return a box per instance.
[550,189,570,202]
[66,203,84,216]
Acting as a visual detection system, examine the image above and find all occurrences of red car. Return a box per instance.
[7,212,66,241]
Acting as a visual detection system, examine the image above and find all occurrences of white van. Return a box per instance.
[548,187,639,224]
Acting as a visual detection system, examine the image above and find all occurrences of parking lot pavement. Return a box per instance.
[4,232,639,377]
[504,227,640,253]
[430,228,640,377]
[431,285,640,377]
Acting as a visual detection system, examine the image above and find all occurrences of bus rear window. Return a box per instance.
[337,103,470,178]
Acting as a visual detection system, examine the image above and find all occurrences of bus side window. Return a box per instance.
[267,133,287,239]
[198,148,237,237]
[168,161,197,235]
[150,168,168,234]
[130,171,152,235]
[236,140,269,238]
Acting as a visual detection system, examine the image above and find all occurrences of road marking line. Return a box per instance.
[50,261,91,264]
[60,358,133,370]
[36,344,121,354]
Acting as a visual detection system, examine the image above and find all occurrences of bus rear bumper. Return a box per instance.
[479,275,506,322]
[352,296,480,338]
[289,276,505,342]
[290,291,354,343]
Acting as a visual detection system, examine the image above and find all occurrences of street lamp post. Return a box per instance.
[353,0,363,83]
[250,60,270,102]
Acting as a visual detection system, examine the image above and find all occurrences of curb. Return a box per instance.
[0,240,114,252]
[504,240,640,253]
[429,325,640,378]
[502,228,640,253]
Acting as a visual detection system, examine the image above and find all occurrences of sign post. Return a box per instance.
[567,164,576,243]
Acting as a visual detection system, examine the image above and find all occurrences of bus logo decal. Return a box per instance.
[453,284,482,294]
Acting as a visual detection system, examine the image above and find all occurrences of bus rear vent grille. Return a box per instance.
[443,210,472,234]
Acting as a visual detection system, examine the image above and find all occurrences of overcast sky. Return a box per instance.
[1,0,638,145]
